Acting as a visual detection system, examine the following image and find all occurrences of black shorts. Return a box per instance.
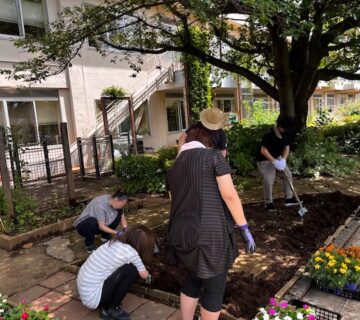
[181,272,228,312]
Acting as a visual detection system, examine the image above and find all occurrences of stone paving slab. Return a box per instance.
[130,300,177,320]
[122,293,148,313]
[303,287,347,313]
[31,290,72,312]
[9,285,50,305]
[54,279,79,299]
[39,271,76,289]
[49,299,93,320]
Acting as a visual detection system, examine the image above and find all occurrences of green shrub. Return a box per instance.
[157,147,177,170]
[114,154,166,194]
[289,128,358,177]
[323,122,360,155]
[226,123,271,176]
[241,100,279,127]
[101,85,126,98]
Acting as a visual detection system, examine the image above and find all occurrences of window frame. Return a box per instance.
[0,0,49,39]
[214,98,236,113]
[166,98,186,133]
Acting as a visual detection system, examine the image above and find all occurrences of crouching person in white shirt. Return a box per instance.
[77,224,154,320]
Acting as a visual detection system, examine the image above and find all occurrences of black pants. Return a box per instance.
[181,272,228,312]
[76,215,120,247]
[99,264,138,309]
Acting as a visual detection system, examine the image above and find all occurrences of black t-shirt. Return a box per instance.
[186,122,227,150]
[256,128,291,161]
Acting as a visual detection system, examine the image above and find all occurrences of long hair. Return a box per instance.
[185,127,213,147]
[112,224,155,265]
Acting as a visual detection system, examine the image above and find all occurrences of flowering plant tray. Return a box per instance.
[290,299,341,320]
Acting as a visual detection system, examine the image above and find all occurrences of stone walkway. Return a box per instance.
[1,170,360,319]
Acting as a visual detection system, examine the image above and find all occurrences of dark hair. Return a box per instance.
[185,127,213,147]
[276,116,295,132]
[111,189,128,201]
[113,224,155,265]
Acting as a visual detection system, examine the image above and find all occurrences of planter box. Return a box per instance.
[0,216,77,251]
[319,286,360,301]
[290,299,341,320]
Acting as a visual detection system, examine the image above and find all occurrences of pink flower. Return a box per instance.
[43,305,49,312]
[269,297,277,306]
[307,314,316,320]
[279,301,288,309]
[21,299,27,304]
[268,308,277,316]
[303,304,309,310]
[21,312,29,320]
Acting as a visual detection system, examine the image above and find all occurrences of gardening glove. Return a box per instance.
[145,274,152,285]
[123,227,128,233]
[115,230,124,238]
[236,224,256,253]
[272,159,285,171]
[279,157,286,170]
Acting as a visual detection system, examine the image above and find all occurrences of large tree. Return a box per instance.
[2,0,360,130]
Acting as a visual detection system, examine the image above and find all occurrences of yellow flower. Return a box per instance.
[329,255,335,260]
[325,252,331,257]
[333,269,338,273]
[341,263,348,269]
[315,257,323,262]
[340,268,347,274]
[315,251,320,256]
[315,264,321,270]
[355,266,360,272]
[328,260,336,267]
[345,258,351,264]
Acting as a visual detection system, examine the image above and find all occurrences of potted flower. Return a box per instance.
[0,293,58,320]
[308,244,360,292]
[254,297,317,320]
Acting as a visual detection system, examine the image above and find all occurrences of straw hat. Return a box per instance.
[199,107,225,130]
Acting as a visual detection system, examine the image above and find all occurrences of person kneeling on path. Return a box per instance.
[73,190,129,253]
[256,116,298,211]
[77,224,154,320]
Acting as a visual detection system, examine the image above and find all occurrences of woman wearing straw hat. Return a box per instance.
[177,107,227,157]
[168,126,255,320]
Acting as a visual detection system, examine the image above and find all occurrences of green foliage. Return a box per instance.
[226,123,271,176]
[101,85,127,99]
[115,154,166,194]
[114,147,178,194]
[181,27,212,122]
[323,122,360,155]
[241,100,279,127]
[289,128,358,178]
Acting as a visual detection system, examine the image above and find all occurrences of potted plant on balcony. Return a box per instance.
[253,297,317,320]
[308,244,360,294]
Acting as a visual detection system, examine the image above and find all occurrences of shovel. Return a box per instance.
[282,171,308,218]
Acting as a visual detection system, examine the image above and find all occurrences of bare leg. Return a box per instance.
[180,292,199,320]
[200,306,221,320]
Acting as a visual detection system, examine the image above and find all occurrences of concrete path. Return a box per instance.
[1,170,360,320]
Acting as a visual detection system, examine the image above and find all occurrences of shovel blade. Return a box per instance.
[298,206,308,217]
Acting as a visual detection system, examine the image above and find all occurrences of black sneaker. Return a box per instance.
[86,244,96,253]
[102,307,130,320]
[265,203,276,211]
[284,197,299,206]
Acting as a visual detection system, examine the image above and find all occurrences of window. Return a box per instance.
[326,95,335,112]
[36,101,61,144]
[0,0,47,38]
[313,95,324,112]
[339,95,347,106]
[166,99,186,132]
[215,99,235,113]
[7,101,38,144]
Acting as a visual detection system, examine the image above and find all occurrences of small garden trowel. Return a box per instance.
[282,172,308,218]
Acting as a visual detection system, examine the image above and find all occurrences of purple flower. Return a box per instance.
[268,308,277,316]
[279,301,289,309]
[303,304,309,310]
[307,314,316,320]
[269,298,277,306]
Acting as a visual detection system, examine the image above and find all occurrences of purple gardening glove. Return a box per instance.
[236,224,256,253]
[123,227,128,233]
[115,230,124,238]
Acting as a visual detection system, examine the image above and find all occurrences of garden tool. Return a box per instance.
[282,171,308,218]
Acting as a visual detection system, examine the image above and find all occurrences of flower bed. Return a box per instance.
[144,192,359,319]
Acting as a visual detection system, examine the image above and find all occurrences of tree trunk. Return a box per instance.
[294,102,309,131]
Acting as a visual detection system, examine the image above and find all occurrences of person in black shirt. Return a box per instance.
[177,107,227,157]
[256,116,297,211]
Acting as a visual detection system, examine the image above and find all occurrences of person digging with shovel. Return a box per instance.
[256,116,298,211]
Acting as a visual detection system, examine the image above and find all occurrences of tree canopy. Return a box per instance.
[2,0,360,129]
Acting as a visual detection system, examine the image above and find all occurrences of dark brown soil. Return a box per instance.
[146,192,360,319]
